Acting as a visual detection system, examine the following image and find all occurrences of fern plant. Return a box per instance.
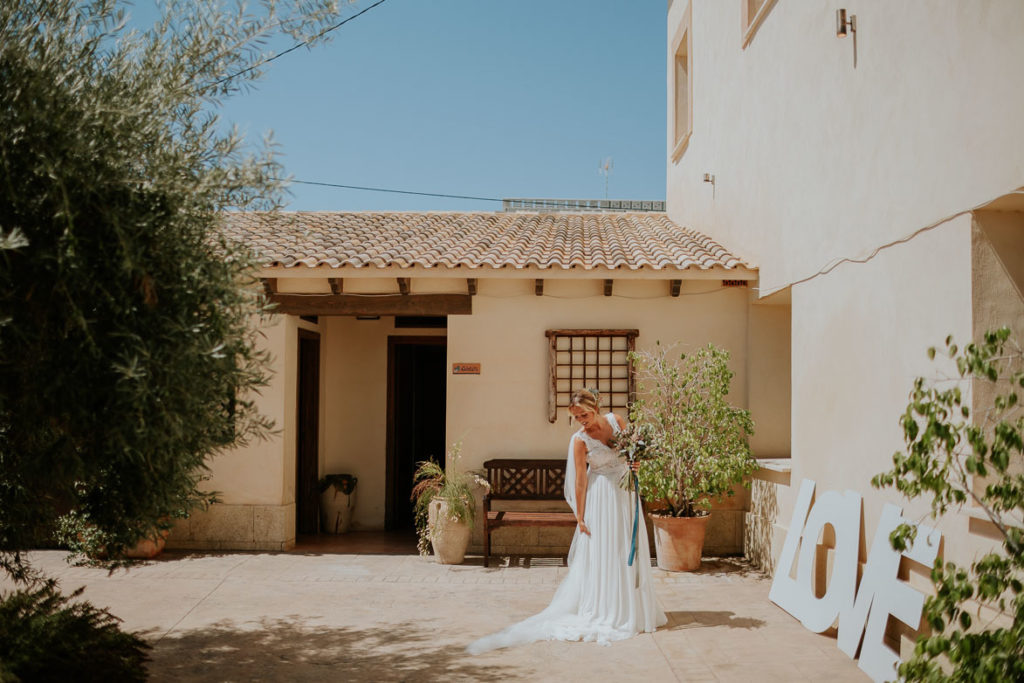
[410,444,486,556]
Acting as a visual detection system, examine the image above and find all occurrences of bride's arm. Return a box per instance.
[573,438,591,535]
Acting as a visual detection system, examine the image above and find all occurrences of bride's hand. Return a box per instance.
[629,461,641,472]
[577,520,591,536]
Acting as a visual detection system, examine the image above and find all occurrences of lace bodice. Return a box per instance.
[576,413,627,476]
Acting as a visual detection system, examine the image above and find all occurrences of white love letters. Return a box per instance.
[769,479,940,683]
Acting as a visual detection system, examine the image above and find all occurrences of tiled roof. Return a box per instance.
[223,211,753,271]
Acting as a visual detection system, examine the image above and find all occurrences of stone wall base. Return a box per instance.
[166,502,295,551]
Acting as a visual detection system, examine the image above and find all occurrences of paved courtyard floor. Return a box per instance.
[9,533,868,682]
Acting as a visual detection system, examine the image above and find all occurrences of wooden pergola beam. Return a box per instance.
[535,279,544,296]
[262,278,277,297]
[269,293,471,317]
[397,278,410,295]
[604,279,613,297]
[467,278,478,296]
[328,277,343,295]
[670,280,682,297]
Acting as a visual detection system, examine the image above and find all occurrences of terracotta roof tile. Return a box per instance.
[222,211,753,272]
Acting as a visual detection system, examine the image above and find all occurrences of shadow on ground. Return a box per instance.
[665,610,766,630]
[146,618,522,682]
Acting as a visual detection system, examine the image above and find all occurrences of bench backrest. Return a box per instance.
[483,458,567,501]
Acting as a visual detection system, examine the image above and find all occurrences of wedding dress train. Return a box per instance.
[467,413,666,654]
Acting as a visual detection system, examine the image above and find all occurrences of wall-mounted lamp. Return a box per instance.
[703,173,716,199]
[836,9,858,68]
[836,8,856,37]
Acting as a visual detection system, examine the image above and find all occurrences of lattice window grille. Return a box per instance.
[546,329,638,423]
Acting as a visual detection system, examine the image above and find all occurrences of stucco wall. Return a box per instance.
[664,0,1024,636]
[665,0,1024,293]
[447,278,752,467]
[167,313,300,550]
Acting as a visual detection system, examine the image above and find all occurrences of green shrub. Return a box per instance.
[0,579,150,682]
[873,328,1023,681]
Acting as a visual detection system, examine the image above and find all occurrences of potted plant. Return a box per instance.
[629,342,757,571]
[319,474,357,534]
[410,443,488,564]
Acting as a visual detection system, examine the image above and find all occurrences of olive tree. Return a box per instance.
[873,328,1023,681]
[0,0,343,576]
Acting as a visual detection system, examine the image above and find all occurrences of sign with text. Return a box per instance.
[769,479,940,683]
[452,363,481,375]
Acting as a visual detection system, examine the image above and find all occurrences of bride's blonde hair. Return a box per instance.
[568,388,601,414]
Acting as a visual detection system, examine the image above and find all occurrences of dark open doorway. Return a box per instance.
[386,336,447,531]
[296,329,320,536]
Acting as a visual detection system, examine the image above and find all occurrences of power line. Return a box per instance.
[215,0,390,86]
[284,178,502,203]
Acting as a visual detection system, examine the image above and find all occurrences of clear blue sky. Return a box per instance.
[138,1,667,211]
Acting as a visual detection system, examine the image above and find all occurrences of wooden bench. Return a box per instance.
[483,458,577,567]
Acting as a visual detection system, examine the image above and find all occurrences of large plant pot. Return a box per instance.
[121,528,170,560]
[428,499,470,565]
[321,486,356,534]
[650,512,710,571]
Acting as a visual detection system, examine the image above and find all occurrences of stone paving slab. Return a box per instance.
[4,550,869,682]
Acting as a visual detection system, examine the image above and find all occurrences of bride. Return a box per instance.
[467,388,666,654]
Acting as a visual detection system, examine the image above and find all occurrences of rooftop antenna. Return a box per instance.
[598,157,613,199]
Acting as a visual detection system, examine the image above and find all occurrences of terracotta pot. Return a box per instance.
[121,528,170,560]
[429,499,471,564]
[321,486,356,534]
[649,512,710,571]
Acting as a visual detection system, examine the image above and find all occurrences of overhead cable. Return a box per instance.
[284,178,502,203]
[215,0,390,86]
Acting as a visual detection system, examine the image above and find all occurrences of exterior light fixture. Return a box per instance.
[703,173,716,199]
[836,9,855,37]
[836,9,858,68]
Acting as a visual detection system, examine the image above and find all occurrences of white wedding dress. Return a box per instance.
[467,413,666,654]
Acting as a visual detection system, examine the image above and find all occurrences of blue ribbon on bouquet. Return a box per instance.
[627,471,640,567]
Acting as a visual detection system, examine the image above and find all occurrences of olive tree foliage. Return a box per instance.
[873,328,1023,681]
[629,343,757,518]
[0,0,344,578]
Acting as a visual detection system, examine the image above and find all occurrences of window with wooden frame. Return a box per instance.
[741,0,777,48]
[546,329,638,423]
[670,2,693,162]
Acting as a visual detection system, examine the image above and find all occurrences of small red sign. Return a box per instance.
[452,363,481,375]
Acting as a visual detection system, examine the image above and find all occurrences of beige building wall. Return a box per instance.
[167,314,301,551]
[665,0,1024,294]
[447,277,756,555]
[664,0,1024,653]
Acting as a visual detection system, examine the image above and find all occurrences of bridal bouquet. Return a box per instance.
[610,423,652,489]
[610,422,653,571]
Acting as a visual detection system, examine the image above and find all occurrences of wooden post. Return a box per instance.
[547,333,558,423]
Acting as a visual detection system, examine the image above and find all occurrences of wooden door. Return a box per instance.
[386,337,447,530]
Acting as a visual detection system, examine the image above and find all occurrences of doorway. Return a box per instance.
[296,329,320,536]
[386,337,447,531]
